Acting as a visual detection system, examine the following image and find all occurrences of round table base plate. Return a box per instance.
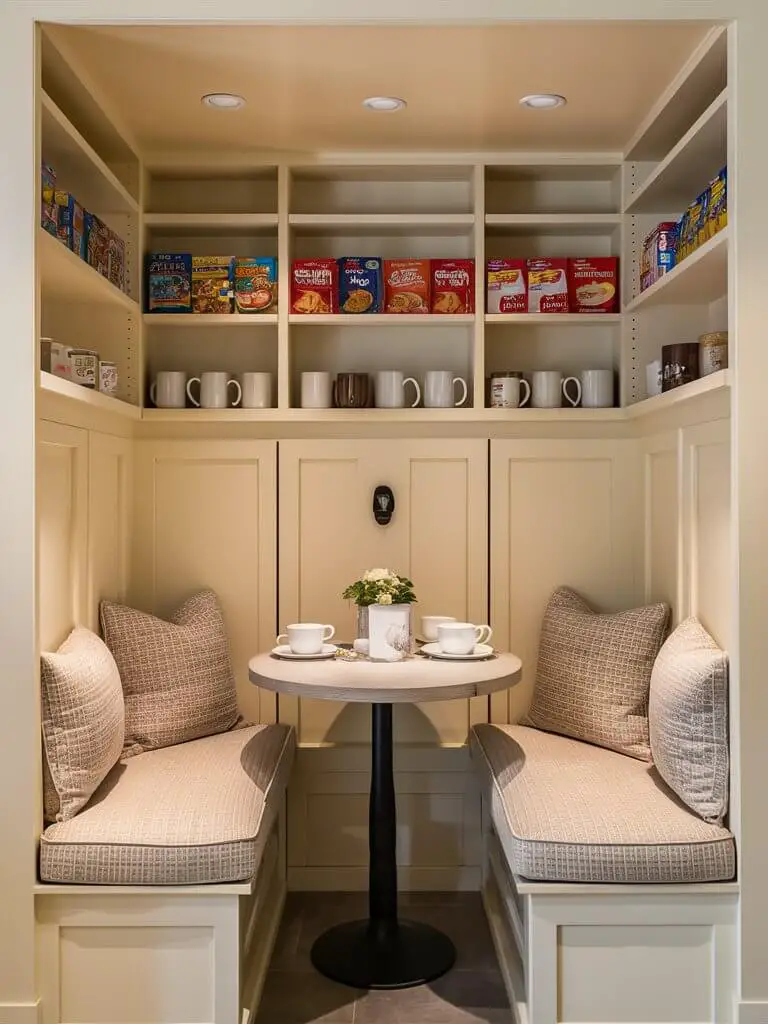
[310,918,456,990]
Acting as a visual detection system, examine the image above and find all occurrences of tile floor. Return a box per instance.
[256,892,513,1024]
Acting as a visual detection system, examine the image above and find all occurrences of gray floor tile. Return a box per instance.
[355,970,512,1024]
[255,971,359,1023]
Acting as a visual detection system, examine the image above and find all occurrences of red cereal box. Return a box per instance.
[430,259,475,314]
[568,257,619,313]
[526,258,569,313]
[486,259,527,313]
[291,259,338,314]
[383,259,430,314]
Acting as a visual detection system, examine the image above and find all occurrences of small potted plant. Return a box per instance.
[343,569,417,661]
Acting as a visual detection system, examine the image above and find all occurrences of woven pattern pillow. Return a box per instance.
[41,627,125,822]
[649,618,729,823]
[523,587,670,760]
[100,590,240,757]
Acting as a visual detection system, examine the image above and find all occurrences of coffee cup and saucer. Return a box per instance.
[272,623,337,660]
[421,622,494,661]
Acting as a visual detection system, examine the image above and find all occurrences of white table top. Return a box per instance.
[248,650,522,704]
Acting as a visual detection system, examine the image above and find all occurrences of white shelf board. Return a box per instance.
[41,90,138,216]
[144,313,278,327]
[144,212,278,235]
[142,406,623,423]
[40,371,141,419]
[38,227,139,312]
[624,229,728,312]
[626,369,730,418]
[289,313,475,326]
[485,213,621,236]
[288,213,474,236]
[485,313,621,326]
[626,90,727,214]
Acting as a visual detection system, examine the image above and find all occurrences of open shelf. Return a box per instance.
[144,313,278,327]
[142,406,624,423]
[39,371,141,419]
[485,313,621,325]
[144,213,278,235]
[624,230,728,312]
[485,214,621,236]
[38,227,139,311]
[289,213,475,236]
[289,314,475,326]
[627,369,730,418]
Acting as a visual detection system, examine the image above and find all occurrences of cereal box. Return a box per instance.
[291,259,338,314]
[145,252,192,313]
[192,256,233,314]
[486,259,527,313]
[431,259,475,314]
[55,192,86,259]
[338,257,383,314]
[85,213,125,292]
[677,188,709,263]
[383,259,430,314]
[568,257,619,313]
[41,164,57,237]
[640,223,677,292]
[706,166,727,240]
[526,258,569,313]
[233,257,277,314]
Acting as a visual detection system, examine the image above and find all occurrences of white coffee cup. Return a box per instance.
[150,371,187,409]
[580,369,614,408]
[437,621,493,655]
[530,370,581,409]
[646,359,663,398]
[240,371,272,409]
[420,615,457,642]
[187,371,242,409]
[301,371,333,409]
[276,622,336,655]
[490,376,531,409]
[424,370,468,408]
[375,370,421,409]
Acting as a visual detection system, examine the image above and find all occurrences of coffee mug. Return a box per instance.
[301,371,333,409]
[276,622,336,655]
[420,615,457,642]
[490,375,531,409]
[150,371,187,409]
[334,372,372,409]
[424,370,468,408]
[646,359,662,398]
[187,372,242,409]
[375,370,421,409]
[580,369,614,408]
[530,370,581,409]
[437,621,493,655]
[240,371,272,409]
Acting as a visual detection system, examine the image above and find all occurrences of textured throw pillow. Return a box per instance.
[41,627,125,822]
[523,587,670,760]
[100,590,240,758]
[649,617,729,823]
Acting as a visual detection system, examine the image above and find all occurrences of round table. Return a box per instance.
[248,649,522,991]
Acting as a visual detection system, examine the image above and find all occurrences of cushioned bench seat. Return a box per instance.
[40,723,295,885]
[471,723,735,884]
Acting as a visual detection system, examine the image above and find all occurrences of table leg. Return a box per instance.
[310,702,456,989]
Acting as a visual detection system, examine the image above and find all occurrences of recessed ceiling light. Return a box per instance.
[201,93,246,110]
[362,96,407,112]
[519,94,567,110]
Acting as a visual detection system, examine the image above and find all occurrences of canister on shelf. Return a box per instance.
[699,331,728,376]
[69,349,98,389]
[661,343,699,392]
[99,360,118,395]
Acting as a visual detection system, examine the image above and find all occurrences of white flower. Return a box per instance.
[378,593,393,605]
[363,568,392,582]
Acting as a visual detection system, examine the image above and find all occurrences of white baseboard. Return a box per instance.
[0,1002,41,1024]
[738,1001,768,1024]
[287,865,481,891]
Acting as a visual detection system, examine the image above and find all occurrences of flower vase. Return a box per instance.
[356,604,369,640]
[368,603,412,662]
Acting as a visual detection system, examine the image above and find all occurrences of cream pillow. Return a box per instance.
[523,587,670,760]
[100,590,240,757]
[649,618,729,823]
[41,627,125,822]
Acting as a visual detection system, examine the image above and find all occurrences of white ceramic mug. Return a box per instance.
[490,376,531,409]
[580,369,614,408]
[150,371,187,409]
[375,370,421,409]
[420,615,457,642]
[187,372,242,409]
[646,359,663,398]
[424,370,468,408]
[437,621,493,655]
[240,371,272,409]
[301,371,333,409]
[530,370,581,408]
[276,622,335,655]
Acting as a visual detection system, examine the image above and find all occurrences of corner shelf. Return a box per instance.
[288,213,474,236]
[39,371,141,419]
[144,213,278,235]
[485,313,621,325]
[38,228,139,312]
[144,313,278,327]
[626,369,730,418]
[288,314,475,326]
[624,229,728,312]
[485,213,621,236]
[141,406,624,423]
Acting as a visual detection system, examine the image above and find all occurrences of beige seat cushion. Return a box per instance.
[100,590,241,757]
[522,586,669,760]
[41,628,125,822]
[471,723,735,883]
[39,724,295,885]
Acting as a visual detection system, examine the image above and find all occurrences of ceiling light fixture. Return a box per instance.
[519,93,567,110]
[201,93,246,110]
[362,96,407,112]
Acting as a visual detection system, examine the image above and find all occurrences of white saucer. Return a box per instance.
[421,642,495,661]
[271,644,338,661]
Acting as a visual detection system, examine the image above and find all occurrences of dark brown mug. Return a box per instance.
[334,372,372,408]
[662,343,699,392]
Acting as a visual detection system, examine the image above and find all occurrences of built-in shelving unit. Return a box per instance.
[144,313,278,327]
[38,227,138,312]
[625,368,730,418]
[39,370,141,418]
[625,230,728,313]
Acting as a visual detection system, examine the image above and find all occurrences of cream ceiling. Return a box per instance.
[46,22,712,159]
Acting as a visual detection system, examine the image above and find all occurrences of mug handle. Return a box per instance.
[404,377,421,408]
[474,625,493,645]
[186,377,201,408]
[227,378,242,407]
[323,625,336,642]
[518,379,531,408]
[149,381,157,406]
[453,377,468,407]
[563,376,582,407]
[332,380,339,408]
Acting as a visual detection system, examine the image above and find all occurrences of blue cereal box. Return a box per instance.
[338,257,383,313]
[55,192,86,259]
[41,164,57,237]
[145,252,192,313]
